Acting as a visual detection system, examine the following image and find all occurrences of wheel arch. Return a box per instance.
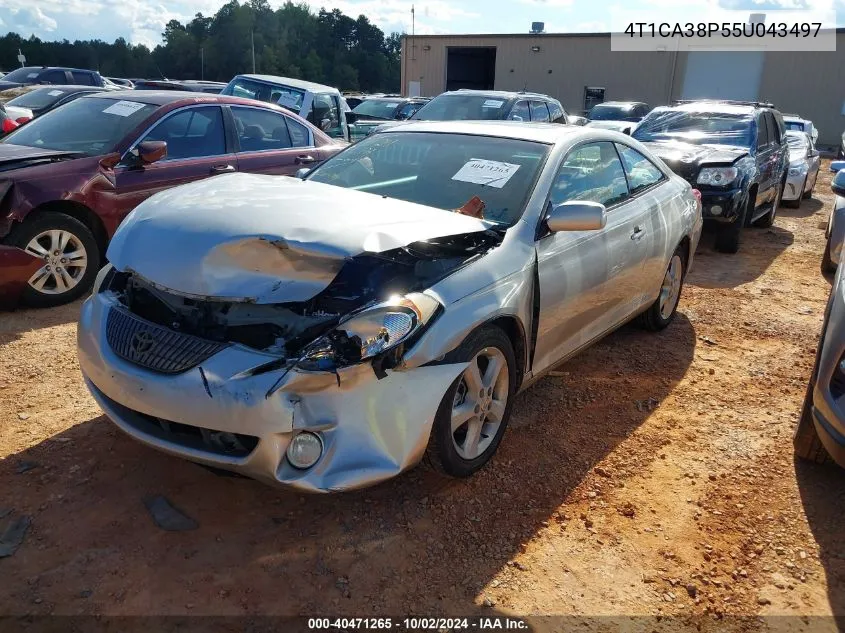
[23,201,107,263]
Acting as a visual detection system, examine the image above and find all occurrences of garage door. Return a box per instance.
[681,51,764,101]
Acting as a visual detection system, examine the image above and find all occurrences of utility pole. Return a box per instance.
[201,47,204,80]
[411,5,415,60]
[251,31,256,73]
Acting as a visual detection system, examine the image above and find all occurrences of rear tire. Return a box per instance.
[794,380,833,465]
[424,326,516,478]
[640,246,685,331]
[821,234,837,274]
[10,212,100,308]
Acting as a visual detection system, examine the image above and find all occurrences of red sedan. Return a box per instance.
[0,90,343,308]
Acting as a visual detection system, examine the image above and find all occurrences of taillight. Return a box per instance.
[15,117,30,125]
[1,119,18,134]
[691,188,702,202]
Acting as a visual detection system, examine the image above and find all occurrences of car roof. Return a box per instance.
[21,84,103,93]
[665,102,757,115]
[81,90,284,108]
[442,89,556,101]
[594,101,645,107]
[18,66,96,73]
[378,120,582,143]
[235,74,339,93]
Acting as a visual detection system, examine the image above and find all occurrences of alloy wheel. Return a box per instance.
[451,347,510,460]
[659,254,683,320]
[24,229,88,295]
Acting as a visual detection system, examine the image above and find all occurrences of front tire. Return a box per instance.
[425,326,516,478]
[641,246,685,331]
[10,212,100,308]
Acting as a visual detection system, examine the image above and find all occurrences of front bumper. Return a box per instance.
[78,293,467,492]
[697,187,745,223]
[0,246,42,310]
[783,170,808,202]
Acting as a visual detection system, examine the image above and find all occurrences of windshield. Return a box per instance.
[411,94,510,121]
[222,77,305,113]
[1,67,42,83]
[352,99,402,119]
[1,97,157,156]
[7,87,68,110]
[633,110,753,147]
[589,104,634,121]
[306,131,549,225]
[784,120,806,132]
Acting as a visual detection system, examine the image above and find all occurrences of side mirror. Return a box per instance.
[832,170,845,197]
[295,167,311,179]
[829,160,845,173]
[137,140,167,164]
[546,201,607,232]
[509,115,524,122]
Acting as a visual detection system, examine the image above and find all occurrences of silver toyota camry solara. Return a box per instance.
[78,121,703,492]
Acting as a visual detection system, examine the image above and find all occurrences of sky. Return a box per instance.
[0,0,842,49]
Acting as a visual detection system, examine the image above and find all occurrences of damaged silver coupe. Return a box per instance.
[78,121,703,492]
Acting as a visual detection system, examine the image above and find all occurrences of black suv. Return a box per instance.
[632,100,789,253]
[0,66,106,90]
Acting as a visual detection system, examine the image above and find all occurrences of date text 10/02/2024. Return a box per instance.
[307,617,529,630]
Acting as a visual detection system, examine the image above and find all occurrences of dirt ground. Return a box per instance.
[0,165,843,632]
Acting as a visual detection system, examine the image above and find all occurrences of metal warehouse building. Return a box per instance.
[400,29,845,147]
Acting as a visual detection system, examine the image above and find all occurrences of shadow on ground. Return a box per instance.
[689,224,794,290]
[0,300,82,346]
[779,197,825,220]
[0,315,697,617]
[795,458,845,629]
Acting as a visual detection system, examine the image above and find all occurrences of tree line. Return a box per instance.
[0,0,402,93]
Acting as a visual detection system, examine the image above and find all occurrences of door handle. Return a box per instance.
[210,164,235,174]
[294,155,316,165]
[631,226,644,241]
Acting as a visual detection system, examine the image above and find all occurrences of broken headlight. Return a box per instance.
[299,292,441,369]
[697,167,738,187]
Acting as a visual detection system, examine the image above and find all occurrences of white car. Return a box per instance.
[222,74,350,142]
[783,114,818,144]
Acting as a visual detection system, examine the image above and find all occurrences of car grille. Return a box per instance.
[662,159,699,184]
[128,408,259,458]
[106,306,228,374]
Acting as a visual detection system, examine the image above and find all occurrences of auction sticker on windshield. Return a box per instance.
[483,99,504,108]
[452,158,520,188]
[103,100,147,117]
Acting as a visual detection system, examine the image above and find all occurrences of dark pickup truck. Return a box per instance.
[632,100,789,253]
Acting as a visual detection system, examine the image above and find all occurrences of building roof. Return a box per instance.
[234,74,339,94]
[401,27,845,39]
[378,120,583,143]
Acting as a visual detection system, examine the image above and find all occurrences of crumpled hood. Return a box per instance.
[108,172,490,303]
[0,143,82,169]
[644,140,748,166]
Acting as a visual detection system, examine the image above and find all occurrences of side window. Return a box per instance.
[397,102,421,120]
[550,141,629,208]
[529,101,551,122]
[71,71,95,86]
[231,106,294,152]
[616,144,665,195]
[285,116,312,148]
[548,101,565,124]
[756,115,769,149]
[140,106,225,160]
[40,70,68,84]
[309,94,342,138]
[508,101,530,121]
[766,112,781,144]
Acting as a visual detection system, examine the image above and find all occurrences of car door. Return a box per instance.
[111,105,234,222]
[807,135,821,189]
[533,141,651,374]
[529,101,551,123]
[755,113,775,206]
[229,105,319,175]
[507,100,530,122]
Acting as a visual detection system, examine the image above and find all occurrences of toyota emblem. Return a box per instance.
[129,331,155,356]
